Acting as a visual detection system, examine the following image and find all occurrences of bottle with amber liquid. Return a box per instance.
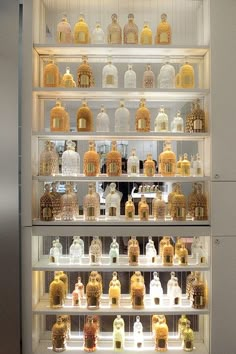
[102,56,118,88]
[83,316,97,352]
[130,271,144,295]
[178,242,188,265]
[89,236,102,265]
[83,141,100,176]
[49,274,65,308]
[109,271,121,307]
[190,271,206,309]
[76,99,93,132]
[50,99,70,132]
[183,320,194,352]
[135,98,151,132]
[155,315,169,351]
[62,140,80,176]
[113,315,125,351]
[178,314,188,339]
[154,106,169,132]
[105,182,121,219]
[144,153,155,176]
[123,13,138,44]
[191,183,208,220]
[128,236,140,265]
[107,13,122,44]
[171,183,187,221]
[162,238,174,266]
[74,13,90,44]
[40,184,54,221]
[168,183,177,215]
[152,190,166,221]
[43,57,60,87]
[125,195,135,220]
[83,183,100,221]
[186,271,195,299]
[159,236,170,258]
[86,274,101,309]
[143,64,155,88]
[77,55,94,88]
[52,316,67,352]
[159,141,176,177]
[156,13,171,44]
[192,99,206,133]
[140,21,152,44]
[138,195,149,221]
[131,274,145,309]
[174,236,182,259]
[179,58,195,88]
[181,153,191,177]
[146,236,157,264]
[60,66,76,88]
[106,141,122,176]
[40,141,59,176]
[57,15,73,43]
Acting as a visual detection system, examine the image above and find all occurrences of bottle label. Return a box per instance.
[146,167,154,176]
[127,210,133,218]
[87,206,95,217]
[131,165,137,174]
[87,162,96,174]
[160,122,167,130]
[54,295,61,306]
[196,167,202,175]
[135,296,142,306]
[138,118,146,130]
[183,75,193,86]
[78,31,86,42]
[106,74,114,85]
[109,162,118,174]
[78,118,87,129]
[46,72,56,85]
[154,297,160,305]
[90,296,97,306]
[85,337,94,349]
[174,297,180,305]
[112,257,117,263]
[185,341,193,349]
[195,207,204,217]
[164,162,173,173]
[91,255,96,263]
[43,207,52,219]
[181,256,186,264]
[109,207,117,217]
[50,256,55,263]
[127,31,135,43]
[80,74,89,87]
[194,119,202,131]
[52,117,63,129]
[142,34,150,44]
[64,79,73,87]
[152,256,155,263]
[195,295,204,306]
[176,207,185,218]
[112,297,117,305]
[115,341,121,349]
[58,31,66,43]
[176,124,183,132]
[158,339,166,349]
[160,32,168,43]
[110,31,120,44]
[164,255,171,264]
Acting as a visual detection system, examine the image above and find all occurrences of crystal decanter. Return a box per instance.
[140,21,153,45]
[61,66,76,88]
[69,239,83,264]
[115,100,130,132]
[191,183,208,220]
[138,195,149,221]
[159,236,170,258]
[102,57,118,88]
[113,315,125,351]
[150,272,163,306]
[171,183,187,221]
[162,238,174,266]
[105,182,121,219]
[109,271,121,307]
[155,315,169,351]
[171,111,184,133]
[49,274,65,308]
[123,13,139,44]
[74,13,90,44]
[178,314,188,339]
[124,64,136,88]
[133,316,144,348]
[83,183,100,221]
[40,141,59,176]
[83,316,97,352]
[169,277,182,306]
[57,15,72,43]
[154,106,169,132]
[190,271,206,309]
[49,240,60,264]
[135,98,151,132]
[43,57,60,87]
[50,99,70,132]
[144,153,155,176]
[76,99,93,132]
[179,59,195,88]
[156,13,171,44]
[131,273,145,309]
[145,236,157,264]
[152,190,166,221]
[158,57,175,88]
[193,153,204,177]
[178,242,188,265]
[109,237,120,264]
[40,184,54,221]
[127,148,139,176]
[96,105,110,132]
[167,271,176,297]
[159,141,176,177]
[77,55,94,88]
[52,316,67,352]
[83,141,100,176]
[186,271,195,300]
[128,236,140,265]
[181,153,191,177]
[62,140,80,176]
[125,195,135,220]
[106,141,122,176]
[192,99,206,133]
[86,273,101,309]
[143,64,155,88]
[183,320,194,352]
[91,21,105,44]
[107,13,122,44]
[89,236,102,265]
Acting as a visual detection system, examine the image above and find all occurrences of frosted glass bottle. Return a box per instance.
[113,315,125,351]
[91,22,105,44]
[102,57,118,88]
[115,100,130,132]
[127,148,139,176]
[96,105,110,132]
[57,15,73,43]
[74,13,90,44]
[146,236,157,264]
[158,58,175,88]
[61,66,76,88]
[83,183,100,221]
[154,106,169,132]
[62,140,80,176]
[109,237,119,264]
[124,64,136,88]
[107,13,122,44]
[123,13,139,44]
[140,21,152,45]
[169,277,182,306]
[105,183,121,219]
[133,316,144,348]
[150,272,163,306]
[171,111,184,132]
[152,190,166,220]
[193,153,204,177]
[143,64,155,88]
[49,240,60,264]
[69,239,82,264]
[155,13,172,44]
[73,236,84,256]
[39,141,59,176]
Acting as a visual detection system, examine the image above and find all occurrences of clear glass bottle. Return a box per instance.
[183,320,194,352]
[89,236,102,265]
[159,236,170,257]
[86,274,101,309]
[156,13,172,44]
[143,64,155,88]
[152,190,166,221]
[109,237,120,264]
[179,59,195,88]
[52,316,67,352]
[123,13,139,44]
[77,55,94,88]
[193,153,204,177]
[162,238,174,266]
[96,105,110,132]
[178,242,188,265]
[60,66,76,88]
[105,182,121,219]
[171,183,187,221]
[83,183,100,221]
[83,316,97,352]
[190,271,206,309]
[127,148,139,176]
[74,13,90,44]
[125,195,135,220]
[91,21,105,44]
[138,195,149,221]
[76,99,93,132]
[72,284,80,306]
[159,141,176,177]
[43,57,60,87]
[191,236,206,264]
[186,271,195,300]
[135,98,151,132]
[158,57,175,88]
[40,141,59,176]
[83,141,100,176]
[69,239,82,264]
[150,272,163,306]
[192,99,206,133]
[191,183,208,221]
[124,64,136,88]
[75,276,84,300]
[55,238,63,256]
[50,99,70,132]
[107,13,122,44]
[185,102,195,133]
[181,153,191,177]
[178,314,188,339]
[49,240,60,263]
[57,15,73,43]
[146,236,157,264]
[109,271,121,307]
[144,153,155,176]
[154,106,169,132]
[140,21,152,45]
[73,236,85,256]
[49,274,65,308]
[106,141,122,176]
[113,315,125,351]
[115,100,130,132]
[40,183,54,221]
[131,274,145,309]
[128,236,140,265]
[102,57,118,88]
[167,271,176,297]
[155,315,169,351]
[62,140,80,176]
[133,316,144,348]
[169,277,182,306]
[171,111,184,133]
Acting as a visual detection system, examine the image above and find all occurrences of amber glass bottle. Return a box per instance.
[76,100,93,132]
[83,141,100,176]
[77,56,94,88]
[135,98,151,132]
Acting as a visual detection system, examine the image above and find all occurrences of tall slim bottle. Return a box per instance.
[123,13,139,44]
[115,100,130,132]
[113,315,125,351]
[133,316,144,348]
[107,14,122,44]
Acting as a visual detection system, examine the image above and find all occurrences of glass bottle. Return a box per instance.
[178,314,188,339]
[55,271,68,298]
[83,316,97,352]
[69,239,82,264]
[144,153,155,176]
[75,276,85,300]
[96,105,110,132]
[76,99,93,132]
[107,13,122,44]
[192,99,206,133]
[130,271,144,295]
[49,240,60,263]
[50,99,70,132]
[55,238,63,256]
[152,190,166,221]
[57,15,73,43]
[156,13,171,44]
[186,271,195,299]
[131,274,145,309]
[83,183,100,221]
[40,183,54,221]
[123,13,139,44]
[60,315,71,340]
[143,64,155,88]
[83,141,100,176]
[155,315,169,351]
[113,315,125,351]
[187,183,198,218]
[171,183,187,221]
[90,270,103,295]
[140,21,152,45]
[138,195,149,221]
[181,153,191,177]
[125,195,135,220]
[145,236,157,264]
[49,274,65,308]
[61,183,79,221]
[159,141,176,177]
[72,284,80,306]
[133,316,144,348]
[168,183,177,215]
[152,315,161,338]
[43,57,60,87]
[128,236,140,265]
[52,316,67,352]
[62,140,80,176]
[190,271,206,309]
[150,272,163,306]
[127,148,139,176]
[102,57,118,88]
[183,320,194,352]
[40,141,59,176]
[158,57,175,88]
[86,274,101,309]
[74,13,90,44]
[124,64,136,88]
[89,236,102,265]
[109,237,120,264]
[159,236,170,258]
[162,238,174,266]
[179,59,195,89]
[178,242,188,265]
[191,237,206,264]
[105,182,121,219]
[77,55,94,88]
[135,98,151,132]
[106,141,122,176]
[174,237,182,259]
[60,66,76,88]
[167,271,176,297]
[73,236,85,256]
[91,21,105,44]
[193,153,204,177]
[185,102,195,133]
[109,271,121,307]
[115,100,130,132]
[176,155,183,175]
[191,183,208,220]
[154,106,169,132]
[171,111,184,133]
[169,277,182,306]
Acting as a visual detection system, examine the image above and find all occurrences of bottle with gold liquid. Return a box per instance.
[107,13,122,44]
[115,100,130,132]
[96,105,110,132]
[62,140,80,176]
[138,195,149,221]
[146,236,157,264]
[123,13,139,44]
[57,15,73,43]
[50,99,70,132]
[127,149,139,176]
[43,57,60,87]
[135,98,151,132]
[152,190,166,221]
[150,272,163,306]
[83,316,97,352]
[83,183,100,221]
[179,59,195,88]
[131,274,145,309]
[169,277,182,306]
[59,315,71,340]
[140,21,152,45]
[154,106,169,132]
[125,195,135,220]
[171,111,184,133]
[178,242,188,265]
[49,274,65,308]
[89,236,102,265]
[52,316,67,352]
[124,64,137,88]
[152,314,162,338]
[159,236,170,258]
[191,183,208,220]
[86,273,101,309]
[156,13,171,44]
[155,315,168,351]
[171,183,187,221]
[83,141,100,176]
[105,182,121,219]
[176,155,183,175]
[130,271,144,295]
[106,141,122,176]
[144,153,155,176]
[143,64,155,88]
[133,316,144,348]
[174,237,182,259]
[109,271,121,307]
[90,270,103,295]
[76,99,93,132]
[40,184,54,221]
[190,271,206,309]
[159,141,176,177]
[40,141,59,176]
[128,236,140,265]
[162,238,174,266]
[181,153,191,176]
[192,99,206,133]
[74,13,90,44]
[183,320,194,352]
[91,21,105,44]
[113,315,125,351]
[109,237,119,264]
[102,56,118,88]
[178,314,188,339]
[61,67,76,88]
[77,55,94,88]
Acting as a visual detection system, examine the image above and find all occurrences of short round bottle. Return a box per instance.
[106,141,122,176]
[159,141,176,177]
[49,275,65,308]
[107,13,122,44]
[123,13,139,44]
[74,13,90,44]
[91,22,105,44]
[155,13,172,44]
[154,106,169,132]
[57,15,72,43]
[50,99,70,132]
[171,111,184,132]
[144,153,155,176]
[83,141,100,176]
[143,64,155,88]
[76,100,93,132]
[77,55,94,88]
[60,66,76,88]
[140,21,152,45]
[115,100,130,132]
[62,140,80,176]
[96,105,110,132]
[124,64,136,88]
[135,98,151,132]
[43,58,60,87]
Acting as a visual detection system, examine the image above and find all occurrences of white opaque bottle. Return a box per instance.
[127,148,140,176]
[113,315,125,351]
[102,57,118,88]
[150,272,163,306]
[115,100,130,132]
[124,64,136,88]
[145,236,157,264]
[62,140,80,176]
[171,111,184,132]
[169,277,182,306]
[69,239,83,264]
[91,21,105,44]
[133,316,144,348]
[143,64,155,88]
[154,106,169,132]
[96,105,110,132]
[109,237,120,264]
[193,153,204,177]
[105,183,121,219]
[158,58,175,88]
[191,236,206,264]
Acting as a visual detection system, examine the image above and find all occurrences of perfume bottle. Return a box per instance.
[156,13,171,44]
[109,237,120,264]
[96,105,110,132]
[167,271,176,297]
[52,316,67,352]
[174,237,182,258]
[107,13,122,44]
[152,315,161,338]
[128,236,140,265]
[133,316,144,348]
[59,315,71,340]
[124,64,137,88]
[83,183,100,221]
[102,57,118,88]
[55,238,63,256]
[135,98,151,132]
[75,276,84,300]
[43,57,60,87]
[187,183,197,218]
[193,153,204,177]
[169,277,182,306]
[105,182,121,219]
[179,59,195,88]
[113,315,125,351]
[186,272,195,299]
[61,184,79,221]
[90,270,103,295]
[73,236,85,256]
[140,21,152,45]
[191,237,206,264]
[56,271,68,298]
[143,64,155,88]
[50,99,70,132]
[175,155,182,176]
[125,195,135,220]
[77,55,94,88]
[61,66,76,88]
[40,141,59,176]
[40,184,54,221]
[72,284,80,306]
[152,190,166,221]
[131,273,145,309]
[183,320,194,352]
[83,141,100,176]
[144,153,155,176]
[158,57,175,88]
[154,106,169,132]
[162,239,174,266]
[49,274,65,308]
[138,195,149,221]
[159,236,170,257]
[106,141,122,176]
[171,184,187,221]
[123,13,139,44]
[159,141,176,177]
[89,236,102,265]
[57,15,73,43]
[150,272,163,306]
[69,238,83,263]
[167,183,177,215]
[192,99,206,133]
[86,273,101,309]
[191,183,208,220]
[49,240,60,263]
[115,100,130,132]
[145,236,157,264]
[171,111,184,132]
[109,271,121,306]
[76,99,93,132]
[190,272,206,309]
[127,148,139,176]
[91,21,105,44]
[181,153,191,177]
[62,140,80,176]
[74,13,90,44]
[178,243,188,265]
[130,271,144,295]
[155,315,169,351]
[83,316,97,352]
[178,314,188,339]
